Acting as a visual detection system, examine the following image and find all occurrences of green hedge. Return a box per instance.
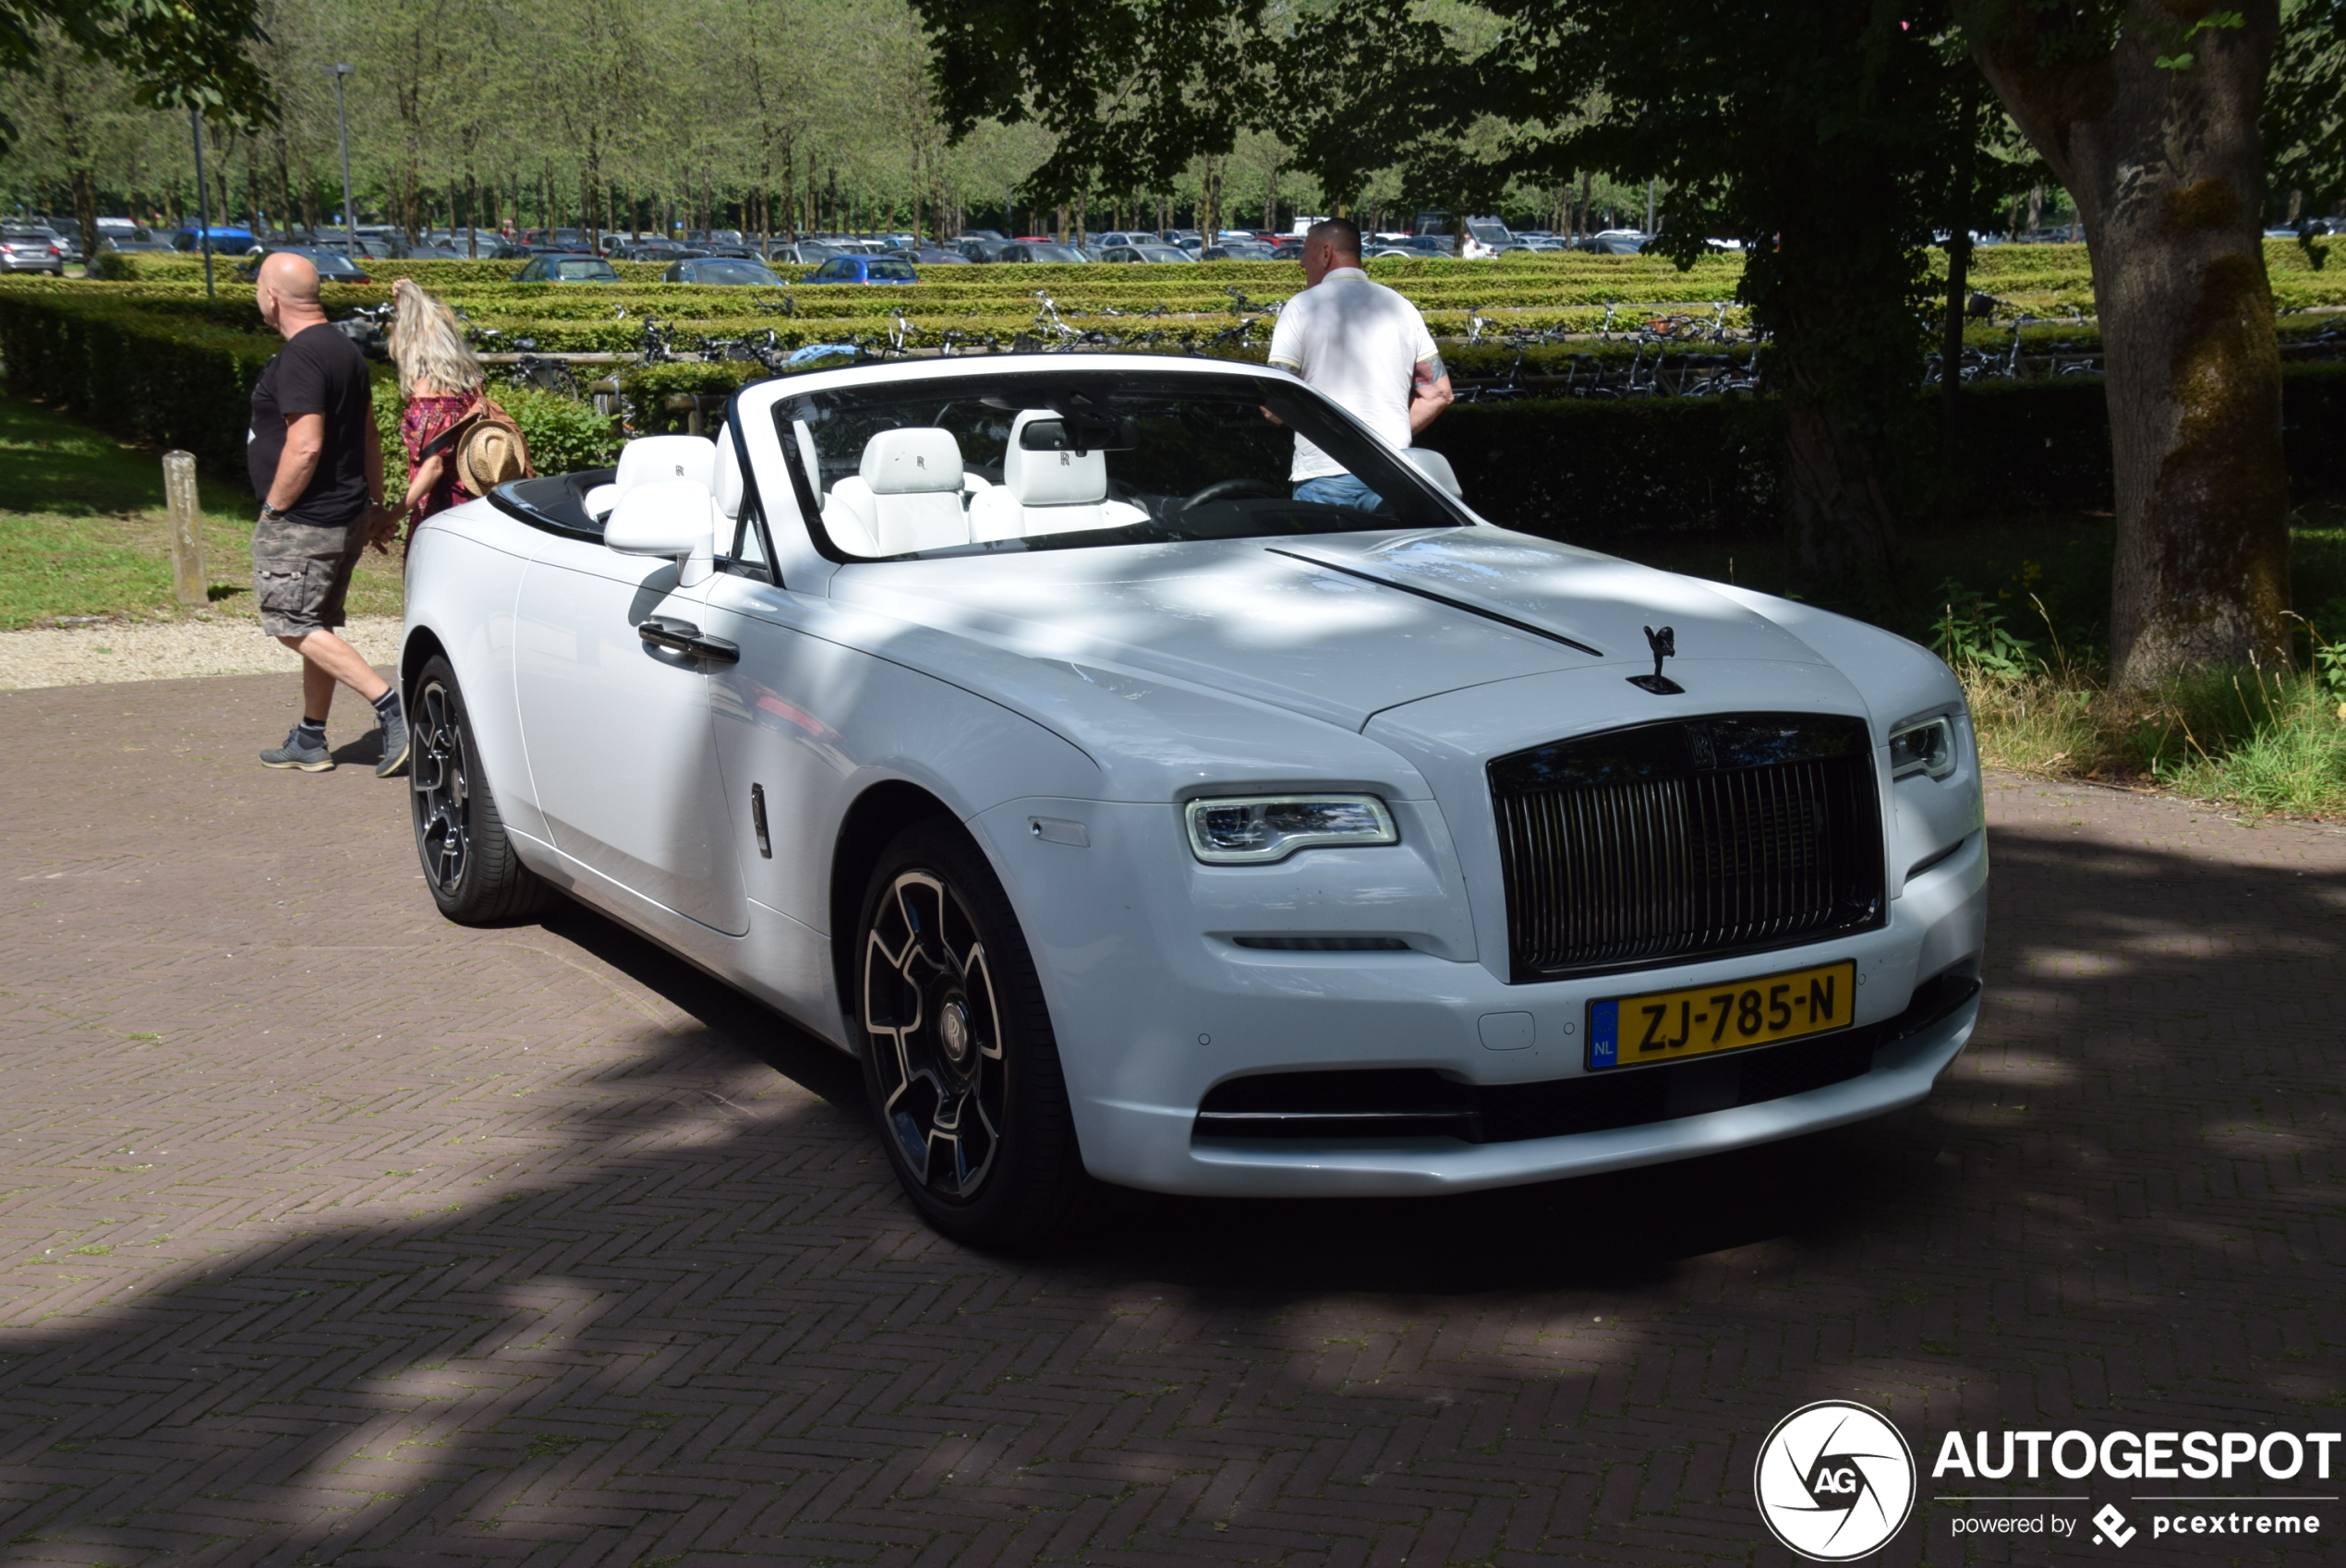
[1418,361,2346,541]
[7,277,2340,539]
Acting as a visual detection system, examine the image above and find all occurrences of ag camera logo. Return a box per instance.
[1755,1401,1917,1561]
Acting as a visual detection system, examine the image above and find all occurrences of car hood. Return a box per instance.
[824,527,1832,731]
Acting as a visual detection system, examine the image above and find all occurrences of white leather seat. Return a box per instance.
[822,427,969,556]
[591,434,717,524]
[968,410,1147,541]
[617,434,716,493]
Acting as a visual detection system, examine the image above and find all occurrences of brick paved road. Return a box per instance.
[0,674,2338,1567]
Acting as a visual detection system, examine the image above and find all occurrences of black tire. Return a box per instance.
[409,654,559,924]
[853,820,1093,1246]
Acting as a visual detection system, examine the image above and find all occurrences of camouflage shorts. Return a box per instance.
[252,514,369,640]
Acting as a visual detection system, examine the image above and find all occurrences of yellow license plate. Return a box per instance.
[1587,959,1856,1070]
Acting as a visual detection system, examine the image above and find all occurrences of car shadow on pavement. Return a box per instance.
[0,820,2337,1562]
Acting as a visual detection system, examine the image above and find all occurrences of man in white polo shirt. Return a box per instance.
[1266,217,1454,511]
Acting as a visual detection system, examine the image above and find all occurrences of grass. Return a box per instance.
[0,393,404,630]
[1620,501,2346,816]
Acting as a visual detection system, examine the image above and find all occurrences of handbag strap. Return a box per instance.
[416,397,486,463]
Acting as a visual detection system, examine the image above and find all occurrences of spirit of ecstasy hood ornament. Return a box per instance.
[1627,624,1684,694]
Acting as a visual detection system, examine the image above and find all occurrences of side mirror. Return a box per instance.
[606,478,717,586]
[1404,447,1464,500]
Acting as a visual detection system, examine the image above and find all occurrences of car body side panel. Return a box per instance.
[698,572,1105,944]
[400,510,545,843]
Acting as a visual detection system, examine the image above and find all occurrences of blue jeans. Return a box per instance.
[1293,474,1383,512]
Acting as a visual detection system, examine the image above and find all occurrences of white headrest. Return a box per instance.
[860,428,963,495]
[1004,410,1106,506]
[616,435,716,494]
[710,430,744,518]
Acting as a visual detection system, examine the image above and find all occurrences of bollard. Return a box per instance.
[163,451,206,609]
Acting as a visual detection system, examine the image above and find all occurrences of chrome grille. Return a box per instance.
[1489,714,1884,982]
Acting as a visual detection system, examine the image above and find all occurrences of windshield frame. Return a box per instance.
[769,362,1472,567]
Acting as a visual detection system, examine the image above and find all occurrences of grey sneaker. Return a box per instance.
[375,706,410,778]
[260,727,333,772]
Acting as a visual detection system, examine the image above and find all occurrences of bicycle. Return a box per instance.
[509,354,583,399]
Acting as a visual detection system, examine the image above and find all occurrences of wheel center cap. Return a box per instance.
[938,998,973,1064]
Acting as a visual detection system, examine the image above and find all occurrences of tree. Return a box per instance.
[919,0,1977,603]
[2265,0,2344,233]
[1966,2,2289,690]
[0,0,275,150]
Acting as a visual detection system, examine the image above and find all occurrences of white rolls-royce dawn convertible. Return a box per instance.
[399,356,1987,1243]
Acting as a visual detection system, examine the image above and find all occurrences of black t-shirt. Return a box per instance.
[248,322,374,525]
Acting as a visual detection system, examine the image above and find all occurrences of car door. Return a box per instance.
[511,526,749,936]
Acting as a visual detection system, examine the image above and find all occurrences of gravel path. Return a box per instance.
[0,614,403,690]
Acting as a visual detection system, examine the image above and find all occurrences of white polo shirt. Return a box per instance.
[1266,266,1439,481]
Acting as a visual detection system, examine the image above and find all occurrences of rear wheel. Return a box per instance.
[409,655,558,923]
[854,820,1092,1246]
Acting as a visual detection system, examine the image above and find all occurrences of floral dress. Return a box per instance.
[399,392,479,526]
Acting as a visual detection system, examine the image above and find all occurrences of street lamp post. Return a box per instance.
[326,64,357,256]
[187,107,213,298]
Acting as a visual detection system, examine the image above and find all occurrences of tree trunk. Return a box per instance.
[1974,3,2289,689]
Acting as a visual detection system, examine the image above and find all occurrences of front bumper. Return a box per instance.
[973,797,1989,1199]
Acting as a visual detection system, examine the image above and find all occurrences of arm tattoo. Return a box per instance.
[1413,354,1446,389]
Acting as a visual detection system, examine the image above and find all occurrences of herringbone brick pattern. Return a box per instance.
[0,674,2337,1566]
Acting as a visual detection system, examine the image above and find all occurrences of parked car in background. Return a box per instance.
[995,241,1088,263]
[802,255,919,284]
[901,246,973,265]
[957,228,1007,245]
[425,228,526,259]
[956,237,1014,262]
[768,241,846,266]
[1200,241,1278,261]
[235,247,374,284]
[512,253,621,283]
[34,218,84,264]
[98,231,174,256]
[1100,244,1198,264]
[663,257,785,286]
[1091,231,1156,249]
[171,224,262,257]
[1576,229,1653,255]
[0,226,67,275]
[400,354,1988,1245]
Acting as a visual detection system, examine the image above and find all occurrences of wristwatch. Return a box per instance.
[258,502,289,523]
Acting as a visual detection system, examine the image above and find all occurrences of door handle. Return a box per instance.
[637,615,740,664]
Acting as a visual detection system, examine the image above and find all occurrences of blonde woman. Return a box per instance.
[381,277,515,546]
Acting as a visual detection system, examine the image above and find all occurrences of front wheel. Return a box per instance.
[855,821,1092,1246]
[409,655,559,924]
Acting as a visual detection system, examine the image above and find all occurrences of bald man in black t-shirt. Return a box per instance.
[248,251,406,776]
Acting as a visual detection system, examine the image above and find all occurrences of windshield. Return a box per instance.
[866,259,916,280]
[694,260,779,284]
[775,367,1463,561]
[553,259,613,280]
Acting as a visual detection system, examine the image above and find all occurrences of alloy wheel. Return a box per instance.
[863,869,1005,1200]
[411,677,471,893]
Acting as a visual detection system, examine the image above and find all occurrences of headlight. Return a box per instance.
[1889,716,1958,781]
[1184,794,1398,864]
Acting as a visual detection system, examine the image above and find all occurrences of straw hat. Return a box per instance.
[455,420,528,493]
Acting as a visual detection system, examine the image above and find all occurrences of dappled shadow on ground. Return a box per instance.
[0,799,2336,1562]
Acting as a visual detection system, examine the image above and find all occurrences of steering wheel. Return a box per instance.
[1179,477,1286,511]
